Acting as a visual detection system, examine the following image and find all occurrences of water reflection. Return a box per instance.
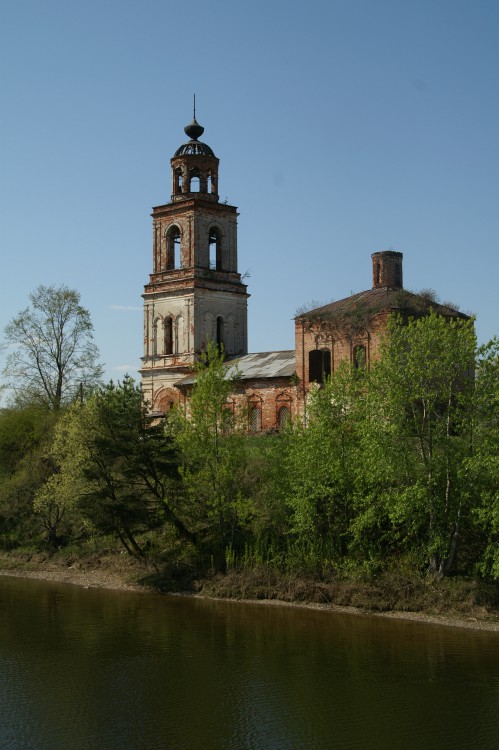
[0,576,498,749]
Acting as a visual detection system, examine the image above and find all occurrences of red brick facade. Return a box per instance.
[142,122,463,432]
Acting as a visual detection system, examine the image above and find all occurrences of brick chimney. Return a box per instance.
[372,250,403,289]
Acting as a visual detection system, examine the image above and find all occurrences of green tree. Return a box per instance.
[466,338,499,578]
[0,404,58,547]
[3,284,103,409]
[281,365,366,561]
[171,342,251,565]
[263,361,393,575]
[371,313,477,576]
[36,377,188,556]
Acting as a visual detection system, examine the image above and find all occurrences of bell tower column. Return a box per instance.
[140,112,249,414]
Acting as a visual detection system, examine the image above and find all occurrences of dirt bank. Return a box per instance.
[1,556,498,633]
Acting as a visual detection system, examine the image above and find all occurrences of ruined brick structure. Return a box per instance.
[141,117,464,430]
[176,350,298,433]
[295,250,465,400]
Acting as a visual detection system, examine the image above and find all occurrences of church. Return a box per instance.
[140,115,464,431]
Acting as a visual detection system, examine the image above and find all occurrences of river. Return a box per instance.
[0,575,498,749]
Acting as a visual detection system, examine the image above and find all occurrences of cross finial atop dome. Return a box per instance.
[184,94,204,140]
[173,97,216,157]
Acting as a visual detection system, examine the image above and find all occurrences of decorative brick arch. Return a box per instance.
[276,390,292,429]
[154,388,179,414]
[208,222,225,271]
[164,223,182,270]
[247,395,263,433]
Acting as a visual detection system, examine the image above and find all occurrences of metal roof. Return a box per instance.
[174,140,215,157]
[178,350,295,387]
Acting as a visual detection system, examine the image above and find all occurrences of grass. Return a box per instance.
[200,564,499,621]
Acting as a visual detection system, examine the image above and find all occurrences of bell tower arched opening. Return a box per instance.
[174,167,183,196]
[189,168,200,193]
[166,226,181,270]
[209,227,223,270]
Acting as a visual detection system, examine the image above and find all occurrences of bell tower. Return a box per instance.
[140,110,249,413]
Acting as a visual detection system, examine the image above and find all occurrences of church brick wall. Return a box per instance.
[294,311,391,390]
[231,378,300,433]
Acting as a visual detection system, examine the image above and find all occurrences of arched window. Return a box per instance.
[209,227,222,270]
[174,168,183,195]
[353,345,366,369]
[189,168,200,192]
[309,349,331,384]
[166,226,181,270]
[207,172,212,194]
[277,405,291,430]
[249,406,261,433]
[156,393,176,413]
[164,317,173,355]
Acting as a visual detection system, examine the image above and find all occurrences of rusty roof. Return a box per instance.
[296,287,465,321]
[178,350,295,387]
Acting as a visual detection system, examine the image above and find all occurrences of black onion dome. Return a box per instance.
[184,118,204,140]
[173,117,216,157]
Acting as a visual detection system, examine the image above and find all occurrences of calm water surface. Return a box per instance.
[0,575,498,750]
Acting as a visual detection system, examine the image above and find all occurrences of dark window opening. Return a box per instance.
[209,227,222,270]
[309,349,331,384]
[166,227,181,270]
[164,317,173,355]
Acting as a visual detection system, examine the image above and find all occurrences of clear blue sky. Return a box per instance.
[1,0,498,385]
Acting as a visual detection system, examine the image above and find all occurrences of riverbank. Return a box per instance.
[0,550,146,592]
[1,551,498,632]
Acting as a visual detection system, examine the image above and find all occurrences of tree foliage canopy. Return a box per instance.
[369,313,477,575]
[0,309,497,585]
[170,342,252,561]
[3,284,103,409]
[36,376,188,557]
